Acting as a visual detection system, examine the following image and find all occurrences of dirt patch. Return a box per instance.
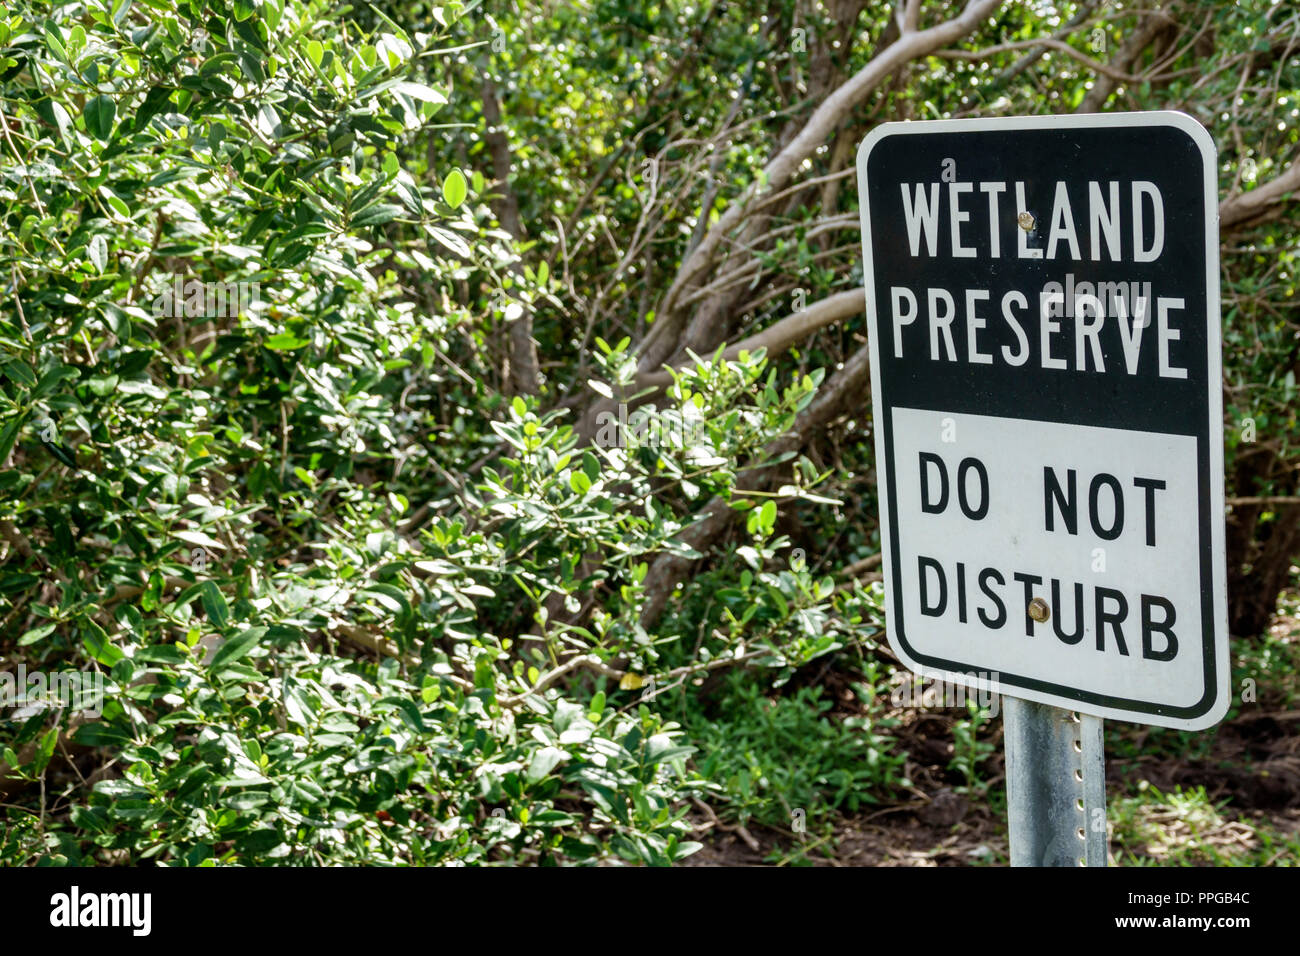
[1109,709,1300,811]
[682,799,1007,867]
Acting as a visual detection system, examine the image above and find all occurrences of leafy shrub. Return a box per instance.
[0,0,871,865]
[685,668,907,832]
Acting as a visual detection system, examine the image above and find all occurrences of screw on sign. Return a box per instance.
[856,113,1227,866]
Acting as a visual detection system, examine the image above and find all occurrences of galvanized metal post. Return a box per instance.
[1003,697,1107,866]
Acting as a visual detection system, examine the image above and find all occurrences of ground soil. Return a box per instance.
[683,607,1300,867]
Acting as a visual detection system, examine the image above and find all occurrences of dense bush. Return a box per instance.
[0,1,865,864]
[2,0,1297,866]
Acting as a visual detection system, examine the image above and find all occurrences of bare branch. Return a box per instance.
[640,340,874,627]
[1219,160,1300,231]
[636,288,866,392]
[934,38,1154,83]
[652,0,1004,335]
[1077,5,1180,113]
[482,76,540,396]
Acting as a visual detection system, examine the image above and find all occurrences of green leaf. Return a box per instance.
[34,728,59,773]
[426,225,471,257]
[264,0,284,30]
[132,85,174,132]
[442,169,467,208]
[526,746,567,783]
[32,364,78,399]
[209,628,262,671]
[264,332,310,351]
[352,203,404,227]
[135,644,188,664]
[360,583,411,618]
[175,529,225,552]
[45,440,77,470]
[0,412,26,463]
[45,24,68,64]
[200,581,231,628]
[0,573,37,594]
[2,361,36,388]
[17,621,55,647]
[82,619,123,666]
[84,95,116,140]
[379,696,427,733]
[72,723,132,748]
[87,234,108,273]
[393,81,447,104]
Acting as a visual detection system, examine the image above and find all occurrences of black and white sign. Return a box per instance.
[857,112,1228,730]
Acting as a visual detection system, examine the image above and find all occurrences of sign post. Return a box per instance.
[1003,699,1106,866]
[856,113,1227,865]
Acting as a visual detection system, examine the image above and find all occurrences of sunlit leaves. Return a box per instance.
[442,168,467,208]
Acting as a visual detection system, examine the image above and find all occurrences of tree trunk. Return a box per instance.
[1226,445,1300,636]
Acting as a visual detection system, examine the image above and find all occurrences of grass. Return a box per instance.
[681,668,908,832]
[1109,782,1299,866]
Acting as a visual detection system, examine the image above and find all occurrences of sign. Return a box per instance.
[856,112,1227,730]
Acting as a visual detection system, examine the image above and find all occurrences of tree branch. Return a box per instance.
[1219,160,1300,232]
[482,76,540,396]
[1077,5,1180,113]
[640,340,874,627]
[636,287,866,392]
[651,0,1004,338]
[934,38,1153,83]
